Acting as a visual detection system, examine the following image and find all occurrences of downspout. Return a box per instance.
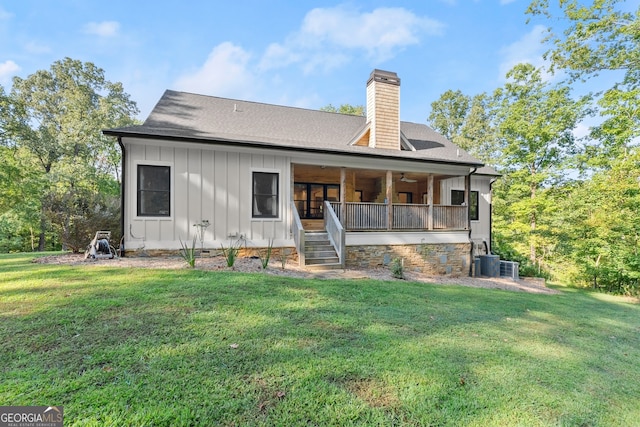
[467,167,477,276]
[118,137,126,257]
[489,177,498,255]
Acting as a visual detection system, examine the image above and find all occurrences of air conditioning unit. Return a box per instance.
[500,261,519,281]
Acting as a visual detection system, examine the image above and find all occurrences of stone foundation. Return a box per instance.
[346,243,471,276]
[124,247,299,263]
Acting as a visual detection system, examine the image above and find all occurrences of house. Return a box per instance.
[104,69,499,275]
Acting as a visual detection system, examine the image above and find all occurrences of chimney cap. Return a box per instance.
[368,69,400,86]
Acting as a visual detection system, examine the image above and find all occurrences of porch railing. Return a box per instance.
[323,201,345,267]
[291,199,305,266]
[432,205,467,230]
[329,202,467,231]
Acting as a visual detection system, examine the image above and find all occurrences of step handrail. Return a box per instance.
[291,199,305,266]
[323,200,345,268]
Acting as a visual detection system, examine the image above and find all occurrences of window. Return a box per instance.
[137,165,171,217]
[451,190,479,221]
[294,182,340,218]
[253,172,279,218]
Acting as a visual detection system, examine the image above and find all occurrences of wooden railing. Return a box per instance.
[432,205,467,230]
[324,201,345,267]
[291,200,305,266]
[393,204,430,229]
[329,202,467,231]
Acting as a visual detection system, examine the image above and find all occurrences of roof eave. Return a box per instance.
[102,128,485,169]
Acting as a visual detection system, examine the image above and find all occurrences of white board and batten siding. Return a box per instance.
[439,176,493,247]
[125,138,292,251]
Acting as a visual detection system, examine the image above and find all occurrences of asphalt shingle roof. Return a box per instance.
[105,89,499,173]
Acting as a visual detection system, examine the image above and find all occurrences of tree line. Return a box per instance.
[0,58,138,252]
[426,0,639,294]
[1,1,638,294]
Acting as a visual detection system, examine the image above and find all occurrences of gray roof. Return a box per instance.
[105,89,499,173]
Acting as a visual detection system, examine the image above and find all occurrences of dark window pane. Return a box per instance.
[253,172,279,218]
[451,189,479,221]
[137,165,171,217]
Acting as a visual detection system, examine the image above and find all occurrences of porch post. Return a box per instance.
[386,170,393,230]
[427,174,434,230]
[465,172,471,231]
[340,167,346,226]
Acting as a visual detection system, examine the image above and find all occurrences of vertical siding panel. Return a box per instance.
[201,149,215,243]
[145,145,160,161]
[160,146,173,162]
[239,154,254,241]
[188,148,203,239]
[174,148,189,242]
[159,147,175,242]
[227,152,240,237]
[214,151,228,240]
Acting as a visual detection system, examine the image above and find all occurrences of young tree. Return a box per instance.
[4,58,138,251]
[492,63,589,266]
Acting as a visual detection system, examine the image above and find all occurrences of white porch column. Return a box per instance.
[427,174,434,230]
[340,167,346,226]
[465,172,471,231]
[386,170,393,230]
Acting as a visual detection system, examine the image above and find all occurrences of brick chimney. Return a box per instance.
[366,69,400,150]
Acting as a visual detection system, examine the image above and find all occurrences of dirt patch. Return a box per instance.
[34,253,560,295]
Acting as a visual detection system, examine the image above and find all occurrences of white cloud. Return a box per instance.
[173,42,255,97]
[498,25,550,80]
[500,0,517,4]
[0,60,20,84]
[259,5,444,72]
[83,21,120,37]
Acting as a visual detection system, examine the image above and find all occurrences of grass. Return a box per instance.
[1,253,639,426]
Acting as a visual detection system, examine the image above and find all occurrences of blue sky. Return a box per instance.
[1,1,564,124]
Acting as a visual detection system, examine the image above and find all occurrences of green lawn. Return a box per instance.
[1,253,639,426]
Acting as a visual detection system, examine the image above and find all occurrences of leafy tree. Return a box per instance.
[527,0,640,164]
[491,63,589,266]
[553,148,640,294]
[320,103,365,116]
[427,89,470,141]
[3,58,138,251]
[428,91,498,165]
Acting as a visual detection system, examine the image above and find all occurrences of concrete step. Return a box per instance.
[305,256,341,266]
[305,232,329,241]
[305,249,338,258]
[305,262,343,271]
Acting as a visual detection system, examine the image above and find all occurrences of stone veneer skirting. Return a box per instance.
[346,243,471,276]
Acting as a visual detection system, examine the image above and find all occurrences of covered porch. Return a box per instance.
[290,164,475,269]
[292,165,472,232]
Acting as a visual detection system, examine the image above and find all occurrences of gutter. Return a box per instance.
[117,137,126,257]
[102,129,485,170]
[467,167,477,276]
[489,176,498,255]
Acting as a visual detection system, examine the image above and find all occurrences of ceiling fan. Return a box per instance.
[399,173,417,183]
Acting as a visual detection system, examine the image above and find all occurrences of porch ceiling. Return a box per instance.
[292,165,452,181]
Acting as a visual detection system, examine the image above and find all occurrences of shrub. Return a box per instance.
[221,239,243,268]
[257,239,274,269]
[390,257,404,279]
[179,236,198,268]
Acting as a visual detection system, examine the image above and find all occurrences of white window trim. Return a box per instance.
[133,160,174,221]
[250,168,282,221]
